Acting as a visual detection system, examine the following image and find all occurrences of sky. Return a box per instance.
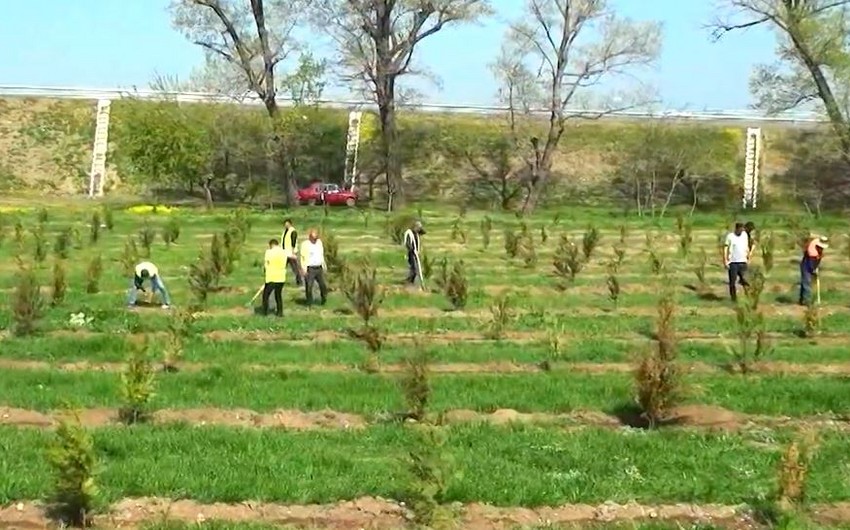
[0,0,780,111]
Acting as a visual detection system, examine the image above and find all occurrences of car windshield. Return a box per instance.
[324,185,340,192]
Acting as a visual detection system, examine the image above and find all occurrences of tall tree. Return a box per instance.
[502,0,661,213]
[711,0,850,165]
[168,0,312,203]
[311,0,493,211]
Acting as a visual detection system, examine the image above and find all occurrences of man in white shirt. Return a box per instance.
[299,228,328,306]
[723,222,750,302]
[127,261,171,309]
[402,220,425,286]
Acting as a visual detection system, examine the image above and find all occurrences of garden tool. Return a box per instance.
[246,285,264,307]
[816,275,821,305]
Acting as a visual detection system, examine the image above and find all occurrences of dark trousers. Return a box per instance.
[304,266,327,305]
[262,282,283,316]
[799,259,816,305]
[287,257,302,285]
[406,250,419,284]
[727,262,748,301]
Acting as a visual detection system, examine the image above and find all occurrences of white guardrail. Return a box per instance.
[0,84,826,124]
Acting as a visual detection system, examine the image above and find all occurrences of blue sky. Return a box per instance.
[0,0,778,110]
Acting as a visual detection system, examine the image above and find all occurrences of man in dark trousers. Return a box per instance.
[723,222,750,302]
[280,218,302,286]
[403,220,425,286]
[262,239,286,316]
[800,235,828,305]
[299,228,328,306]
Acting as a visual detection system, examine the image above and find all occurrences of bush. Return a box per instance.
[163,309,195,372]
[729,286,772,374]
[137,224,155,258]
[517,232,537,268]
[188,252,216,309]
[46,411,99,527]
[503,228,518,258]
[37,207,49,223]
[444,260,468,310]
[118,340,157,424]
[387,213,416,244]
[582,226,600,261]
[485,292,513,340]
[761,231,775,274]
[208,233,229,281]
[51,259,67,307]
[635,288,681,428]
[553,234,583,283]
[32,224,47,263]
[405,426,452,528]
[162,217,180,247]
[54,227,72,259]
[101,205,114,230]
[12,263,43,336]
[121,237,139,277]
[86,255,103,294]
[401,347,432,421]
[480,216,492,249]
[776,432,817,510]
[321,230,344,275]
[89,211,101,245]
[343,262,384,325]
[607,273,620,308]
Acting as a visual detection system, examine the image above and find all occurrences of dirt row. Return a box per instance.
[1,404,847,432]
[3,358,850,376]
[0,496,756,530]
[36,328,850,347]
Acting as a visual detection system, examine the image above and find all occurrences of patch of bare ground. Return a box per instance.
[12,497,850,529]
[5,358,850,376]
[1,405,847,433]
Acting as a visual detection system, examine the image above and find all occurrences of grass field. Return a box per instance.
[1,202,850,529]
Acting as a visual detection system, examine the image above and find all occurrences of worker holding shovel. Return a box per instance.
[403,220,426,289]
[261,238,287,316]
[127,261,171,309]
[799,235,828,306]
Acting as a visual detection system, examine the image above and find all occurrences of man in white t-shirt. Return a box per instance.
[723,222,750,302]
[299,228,328,306]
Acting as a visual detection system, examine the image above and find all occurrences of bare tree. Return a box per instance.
[710,0,850,165]
[311,0,493,211]
[169,0,311,203]
[503,0,661,213]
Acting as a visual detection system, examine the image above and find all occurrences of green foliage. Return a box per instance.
[32,223,47,263]
[761,231,775,274]
[693,248,708,291]
[486,292,513,340]
[444,260,468,310]
[163,309,196,372]
[582,226,600,260]
[387,213,417,244]
[54,226,72,259]
[208,233,229,281]
[553,234,583,283]
[137,223,155,258]
[46,411,99,526]
[188,252,216,310]
[51,259,66,307]
[321,230,344,275]
[503,228,519,258]
[162,217,180,247]
[119,339,157,424]
[607,273,620,308]
[803,301,820,338]
[517,231,537,268]
[89,211,101,244]
[37,207,49,223]
[480,216,492,249]
[86,255,103,294]
[13,219,24,244]
[635,288,681,428]
[13,262,43,336]
[101,205,114,231]
[121,237,139,277]
[729,285,772,374]
[405,426,453,528]
[401,347,432,421]
[343,262,384,326]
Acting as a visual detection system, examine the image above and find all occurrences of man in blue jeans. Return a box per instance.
[800,236,828,305]
[127,261,171,309]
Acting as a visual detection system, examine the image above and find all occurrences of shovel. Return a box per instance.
[246,285,264,307]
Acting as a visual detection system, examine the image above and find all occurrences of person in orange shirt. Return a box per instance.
[799,236,828,305]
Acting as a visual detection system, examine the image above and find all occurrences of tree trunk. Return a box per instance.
[377,77,402,212]
[201,177,214,210]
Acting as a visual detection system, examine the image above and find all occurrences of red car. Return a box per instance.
[297,182,358,207]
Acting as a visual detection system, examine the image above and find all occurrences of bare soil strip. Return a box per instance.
[30,329,850,347]
[3,496,850,529]
[1,404,846,432]
[2,359,850,376]
[0,497,751,530]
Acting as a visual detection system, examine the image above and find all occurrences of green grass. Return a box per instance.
[3,423,850,506]
[1,203,850,513]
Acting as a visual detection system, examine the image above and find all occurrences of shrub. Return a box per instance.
[208,233,229,280]
[420,253,434,281]
[137,224,155,258]
[188,252,216,309]
[433,256,449,289]
[13,219,24,244]
[163,309,195,372]
[503,228,518,258]
[401,347,432,421]
[118,340,157,424]
[582,226,601,261]
[553,234,583,283]
[485,292,513,340]
[321,230,344,275]
[648,250,665,275]
[343,262,384,325]
[619,225,628,244]
[776,432,817,510]
[51,259,67,307]
[387,213,416,244]
[517,232,537,268]
[480,216,492,249]
[86,255,103,294]
[162,217,180,247]
[13,263,43,336]
[89,211,101,245]
[101,205,114,230]
[540,225,548,244]
[612,244,626,271]
[37,207,49,223]
[635,288,681,428]
[450,215,466,243]
[46,410,99,527]
[693,248,708,290]
[33,224,47,263]
[444,260,468,310]
[728,291,772,374]
[54,227,72,259]
[121,237,139,277]
[678,222,693,257]
[405,426,452,528]
[802,301,820,338]
[743,267,766,310]
[761,231,775,274]
[222,228,241,274]
[607,273,620,308]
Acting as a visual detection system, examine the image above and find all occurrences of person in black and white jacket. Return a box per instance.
[402,220,425,285]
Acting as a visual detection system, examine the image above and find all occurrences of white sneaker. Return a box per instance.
[161,304,171,309]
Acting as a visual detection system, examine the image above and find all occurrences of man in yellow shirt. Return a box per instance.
[262,239,287,316]
[280,218,303,286]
